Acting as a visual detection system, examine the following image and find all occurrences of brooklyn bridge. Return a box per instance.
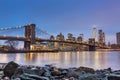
[0,24,110,51]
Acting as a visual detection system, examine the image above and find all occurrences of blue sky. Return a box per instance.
[0,0,120,44]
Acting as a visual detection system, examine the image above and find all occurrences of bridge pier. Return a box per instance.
[88,38,96,51]
[89,45,96,51]
[24,24,35,50]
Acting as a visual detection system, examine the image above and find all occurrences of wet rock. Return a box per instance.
[11,67,24,79]
[51,70,61,76]
[108,75,120,80]
[3,61,19,77]
[19,73,49,80]
[79,76,98,80]
[66,71,79,78]
[75,66,95,74]
[43,71,51,77]
[1,76,10,80]
[0,71,4,79]
[22,67,45,76]
[61,69,68,75]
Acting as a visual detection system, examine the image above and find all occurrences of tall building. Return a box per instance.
[67,33,76,41]
[77,34,84,42]
[93,28,97,41]
[50,35,55,40]
[116,32,120,45]
[68,33,73,40]
[56,33,64,41]
[98,30,105,45]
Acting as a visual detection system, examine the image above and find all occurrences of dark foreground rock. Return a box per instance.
[3,61,19,77]
[108,76,120,80]
[0,61,120,80]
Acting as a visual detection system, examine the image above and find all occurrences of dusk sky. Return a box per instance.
[0,0,120,44]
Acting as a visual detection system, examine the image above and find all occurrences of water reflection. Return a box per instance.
[0,51,120,70]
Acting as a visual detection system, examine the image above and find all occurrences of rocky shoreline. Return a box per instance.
[0,61,120,80]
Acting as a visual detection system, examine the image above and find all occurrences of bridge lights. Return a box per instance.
[17,35,19,38]
[3,35,6,37]
[30,45,33,50]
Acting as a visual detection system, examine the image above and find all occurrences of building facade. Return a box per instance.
[77,34,84,42]
[93,28,97,41]
[116,32,120,45]
[98,30,105,46]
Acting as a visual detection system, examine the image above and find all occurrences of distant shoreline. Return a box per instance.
[0,49,120,53]
[0,49,59,53]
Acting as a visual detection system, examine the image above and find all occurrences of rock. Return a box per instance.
[0,71,4,79]
[107,73,120,80]
[61,70,68,75]
[79,76,98,80]
[11,67,24,79]
[76,66,95,74]
[1,76,10,80]
[18,66,45,76]
[51,70,61,76]
[3,61,19,77]
[19,73,49,80]
[66,71,79,78]
[108,75,120,80]
[45,64,53,68]
[14,78,21,80]
[44,71,51,77]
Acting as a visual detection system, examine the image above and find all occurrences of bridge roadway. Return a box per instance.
[0,36,109,49]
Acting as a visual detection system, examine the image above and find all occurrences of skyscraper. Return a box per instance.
[77,34,84,42]
[68,33,73,40]
[93,28,97,41]
[98,30,105,45]
[116,32,120,45]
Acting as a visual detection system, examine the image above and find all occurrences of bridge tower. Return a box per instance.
[89,38,96,51]
[24,24,36,50]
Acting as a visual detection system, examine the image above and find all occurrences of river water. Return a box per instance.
[0,50,120,70]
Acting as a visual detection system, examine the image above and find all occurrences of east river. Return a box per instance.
[0,50,120,70]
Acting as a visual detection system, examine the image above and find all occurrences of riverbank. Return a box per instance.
[0,49,59,53]
[0,61,120,80]
[1,49,119,53]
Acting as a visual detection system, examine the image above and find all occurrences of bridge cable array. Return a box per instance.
[0,26,25,30]
[35,26,51,37]
[0,26,25,36]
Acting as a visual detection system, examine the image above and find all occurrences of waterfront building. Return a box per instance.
[56,33,65,48]
[116,32,120,45]
[72,37,76,42]
[89,38,95,44]
[50,35,55,40]
[56,33,65,41]
[67,33,77,42]
[98,30,106,46]
[68,33,73,40]
[49,35,55,48]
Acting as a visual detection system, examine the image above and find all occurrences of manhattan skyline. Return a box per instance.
[0,0,120,44]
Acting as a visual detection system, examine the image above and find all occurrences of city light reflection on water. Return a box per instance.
[0,51,120,70]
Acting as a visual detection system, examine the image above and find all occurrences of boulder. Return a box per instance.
[76,66,95,74]
[51,70,61,76]
[66,71,79,78]
[3,61,19,77]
